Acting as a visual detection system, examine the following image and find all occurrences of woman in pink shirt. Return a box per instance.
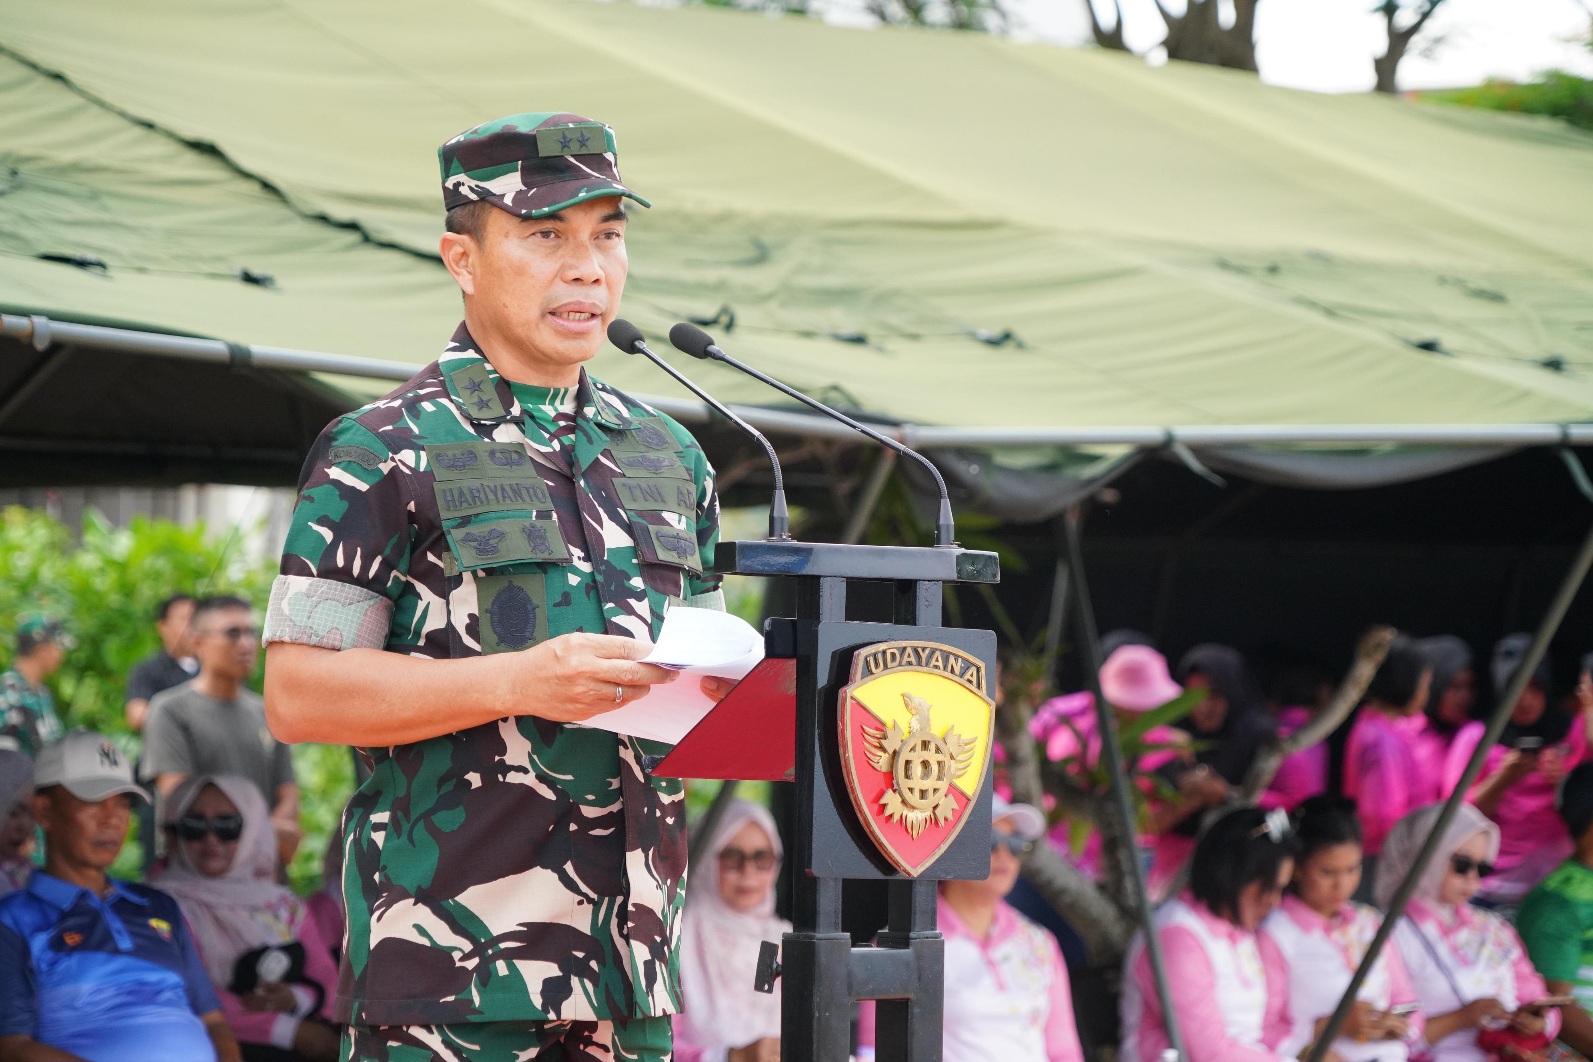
[1260,665,1331,812]
[1411,637,1476,806]
[1445,636,1590,909]
[1028,645,1187,883]
[153,774,341,1061]
[858,798,1084,1062]
[674,799,790,1062]
[1261,796,1422,1062]
[1344,636,1432,866]
[1378,803,1561,1062]
[1120,806,1300,1062]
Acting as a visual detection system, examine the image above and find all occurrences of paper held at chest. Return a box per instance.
[577,605,764,744]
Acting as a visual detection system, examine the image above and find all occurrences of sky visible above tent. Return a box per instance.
[2,0,1591,432]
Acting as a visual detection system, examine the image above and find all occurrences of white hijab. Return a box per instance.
[1374,802,1501,910]
[678,800,791,1051]
[153,774,302,986]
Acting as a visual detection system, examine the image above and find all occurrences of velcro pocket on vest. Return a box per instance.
[444,514,571,570]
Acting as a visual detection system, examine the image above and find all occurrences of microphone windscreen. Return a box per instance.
[668,322,716,360]
[607,318,647,354]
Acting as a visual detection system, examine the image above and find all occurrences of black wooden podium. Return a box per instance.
[656,539,1001,1062]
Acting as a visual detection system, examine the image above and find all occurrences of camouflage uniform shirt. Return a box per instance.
[0,669,63,759]
[264,324,721,1027]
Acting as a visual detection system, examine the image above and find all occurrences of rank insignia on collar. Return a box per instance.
[838,641,994,876]
[148,918,173,942]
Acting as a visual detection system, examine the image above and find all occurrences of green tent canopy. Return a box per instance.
[2,0,1591,499]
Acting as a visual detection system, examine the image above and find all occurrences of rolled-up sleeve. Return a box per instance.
[264,418,410,652]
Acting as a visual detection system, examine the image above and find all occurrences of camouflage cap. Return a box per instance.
[439,112,651,220]
[15,613,73,652]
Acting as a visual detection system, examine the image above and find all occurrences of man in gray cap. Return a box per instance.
[0,730,240,1062]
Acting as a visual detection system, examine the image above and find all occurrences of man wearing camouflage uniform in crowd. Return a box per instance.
[262,113,730,1062]
[0,616,69,759]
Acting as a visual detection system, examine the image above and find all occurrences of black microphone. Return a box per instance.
[669,322,955,547]
[607,319,790,541]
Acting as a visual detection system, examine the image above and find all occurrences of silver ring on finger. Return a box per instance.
[614,684,624,704]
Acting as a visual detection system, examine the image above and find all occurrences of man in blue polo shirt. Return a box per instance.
[0,729,240,1062]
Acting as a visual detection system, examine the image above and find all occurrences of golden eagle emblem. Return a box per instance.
[862,692,977,839]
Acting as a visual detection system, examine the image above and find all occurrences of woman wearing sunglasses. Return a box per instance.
[1261,796,1423,1062]
[153,774,341,1062]
[1378,803,1561,1062]
[674,799,791,1062]
[858,797,1085,1062]
[1119,806,1300,1062]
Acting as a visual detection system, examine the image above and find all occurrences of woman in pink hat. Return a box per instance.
[1029,644,1192,889]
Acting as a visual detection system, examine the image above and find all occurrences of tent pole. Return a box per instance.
[1306,517,1593,1062]
[5,314,1593,450]
[1063,505,1186,1061]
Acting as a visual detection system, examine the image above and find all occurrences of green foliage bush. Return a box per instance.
[1429,73,1593,132]
[0,506,351,894]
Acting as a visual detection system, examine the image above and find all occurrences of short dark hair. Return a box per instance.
[1189,807,1300,922]
[1559,762,1593,840]
[445,200,496,242]
[191,595,251,627]
[155,594,195,623]
[1366,634,1426,707]
[1292,795,1363,864]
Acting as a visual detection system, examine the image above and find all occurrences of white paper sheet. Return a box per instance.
[577,606,764,744]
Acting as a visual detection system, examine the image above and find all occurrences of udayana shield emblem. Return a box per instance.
[839,640,994,876]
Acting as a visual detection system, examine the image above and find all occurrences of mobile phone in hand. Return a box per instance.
[1514,736,1545,752]
[1526,996,1576,1010]
[1386,1003,1419,1017]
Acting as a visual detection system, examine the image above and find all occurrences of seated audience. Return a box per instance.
[0,729,240,1062]
[0,750,33,896]
[1261,796,1422,1061]
[1378,803,1561,1062]
[304,833,346,966]
[675,799,790,1062]
[1515,761,1593,1059]
[1445,635,1590,909]
[1150,645,1275,895]
[1344,636,1432,876]
[860,797,1084,1062]
[1029,644,1187,882]
[1411,636,1475,805]
[142,596,300,866]
[1260,665,1330,812]
[1120,805,1298,1062]
[155,774,340,1062]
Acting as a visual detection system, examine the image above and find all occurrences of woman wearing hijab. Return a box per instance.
[0,749,34,895]
[154,774,340,1062]
[1120,806,1300,1062]
[675,799,790,1062]
[1379,804,1562,1062]
[1442,635,1592,909]
[1146,645,1275,895]
[1411,637,1476,805]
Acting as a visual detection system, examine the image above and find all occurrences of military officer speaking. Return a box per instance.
[263,113,733,1062]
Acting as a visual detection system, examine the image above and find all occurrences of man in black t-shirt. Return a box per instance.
[125,594,197,733]
[124,593,196,872]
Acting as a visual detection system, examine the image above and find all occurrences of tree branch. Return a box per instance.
[1082,0,1129,51]
[1239,625,1397,803]
[1022,840,1134,963]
